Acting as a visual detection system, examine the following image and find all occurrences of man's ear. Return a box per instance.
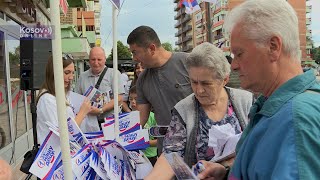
[149,44,156,55]
[269,35,282,62]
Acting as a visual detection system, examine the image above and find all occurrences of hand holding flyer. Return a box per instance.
[84,85,110,108]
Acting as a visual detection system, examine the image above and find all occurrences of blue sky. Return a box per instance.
[310,0,320,47]
[101,0,320,54]
[100,0,176,54]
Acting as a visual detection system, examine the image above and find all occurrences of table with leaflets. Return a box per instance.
[29,109,153,180]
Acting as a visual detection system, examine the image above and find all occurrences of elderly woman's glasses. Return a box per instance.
[62,53,74,60]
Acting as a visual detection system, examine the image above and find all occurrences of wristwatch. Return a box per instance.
[99,108,104,114]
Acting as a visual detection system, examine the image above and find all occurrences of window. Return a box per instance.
[0,30,11,149]
[86,26,94,31]
[0,11,4,20]
[195,12,202,22]
[6,15,19,26]
[7,35,27,138]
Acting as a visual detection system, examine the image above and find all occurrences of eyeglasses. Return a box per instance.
[62,53,74,60]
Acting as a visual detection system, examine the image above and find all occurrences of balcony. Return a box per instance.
[306,42,312,50]
[174,4,181,11]
[182,25,192,33]
[96,27,101,33]
[182,45,193,52]
[306,29,312,37]
[181,15,191,24]
[306,18,311,25]
[196,41,204,45]
[175,29,183,37]
[175,39,183,45]
[214,34,224,40]
[306,5,312,13]
[174,10,182,20]
[213,5,227,14]
[182,35,192,43]
[195,19,203,25]
[213,20,224,29]
[174,20,182,28]
[44,0,87,8]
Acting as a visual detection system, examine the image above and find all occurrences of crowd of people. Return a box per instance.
[2,0,318,179]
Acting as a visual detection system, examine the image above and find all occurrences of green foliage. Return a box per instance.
[9,46,20,65]
[107,41,132,61]
[162,42,173,52]
[314,49,320,64]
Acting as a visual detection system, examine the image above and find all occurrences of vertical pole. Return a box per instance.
[30,90,37,148]
[206,2,212,43]
[112,6,120,141]
[49,0,73,179]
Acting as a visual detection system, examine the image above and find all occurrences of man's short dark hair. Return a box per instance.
[129,85,137,95]
[127,26,161,48]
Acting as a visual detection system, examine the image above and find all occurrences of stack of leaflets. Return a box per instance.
[29,115,151,180]
[101,111,150,150]
[208,124,241,163]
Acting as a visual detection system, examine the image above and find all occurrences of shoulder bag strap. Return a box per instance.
[95,67,108,90]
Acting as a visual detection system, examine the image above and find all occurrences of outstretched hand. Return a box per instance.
[197,160,227,180]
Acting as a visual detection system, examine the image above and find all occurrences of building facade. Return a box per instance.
[0,0,92,178]
[0,0,51,178]
[174,0,193,52]
[60,0,104,84]
[174,0,311,61]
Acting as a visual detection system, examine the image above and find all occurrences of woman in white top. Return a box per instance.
[36,55,92,144]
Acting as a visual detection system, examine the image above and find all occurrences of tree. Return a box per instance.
[162,42,173,52]
[9,46,20,65]
[173,47,180,52]
[107,41,132,61]
[314,48,320,64]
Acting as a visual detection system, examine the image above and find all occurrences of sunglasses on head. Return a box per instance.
[62,53,74,60]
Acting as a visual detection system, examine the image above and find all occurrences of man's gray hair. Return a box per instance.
[186,42,231,80]
[224,0,301,62]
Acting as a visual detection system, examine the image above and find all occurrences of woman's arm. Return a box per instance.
[144,154,175,180]
[146,110,188,179]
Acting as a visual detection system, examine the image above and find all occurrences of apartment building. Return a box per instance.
[174,0,311,61]
[94,0,102,47]
[305,0,312,59]
[174,0,193,52]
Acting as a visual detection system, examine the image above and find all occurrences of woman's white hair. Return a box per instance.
[186,42,231,80]
[224,0,301,62]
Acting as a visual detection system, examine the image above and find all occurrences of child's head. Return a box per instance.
[129,86,137,110]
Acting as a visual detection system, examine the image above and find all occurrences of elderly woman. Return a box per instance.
[145,42,254,179]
